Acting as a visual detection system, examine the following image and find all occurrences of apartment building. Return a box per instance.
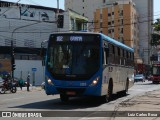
[65,0,154,65]
[94,1,139,59]
[65,0,101,31]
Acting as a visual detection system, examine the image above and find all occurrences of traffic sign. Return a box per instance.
[32,68,37,72]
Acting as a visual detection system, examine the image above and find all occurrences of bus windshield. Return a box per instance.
[152,66,160,75]
[47,34,100,80]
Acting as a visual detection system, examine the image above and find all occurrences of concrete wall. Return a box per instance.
[14,60,44,86]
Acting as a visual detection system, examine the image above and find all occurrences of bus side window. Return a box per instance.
[103,47,109,65]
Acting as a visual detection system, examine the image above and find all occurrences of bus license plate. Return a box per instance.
[66,91,76,95]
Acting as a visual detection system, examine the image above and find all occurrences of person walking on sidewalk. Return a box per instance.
[18,78,24,90]
[27,74,30,91]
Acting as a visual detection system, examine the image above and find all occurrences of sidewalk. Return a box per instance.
[118,89,160,111]
[16,86,42,92]
[113,89,160,120]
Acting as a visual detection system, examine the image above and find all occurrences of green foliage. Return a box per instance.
[151,18,160,46]
[151,33,160,46]
[153,18,160,31]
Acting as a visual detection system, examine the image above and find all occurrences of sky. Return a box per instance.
[1,0,160,20]
[154,0,160,20]
[1,0,65,9]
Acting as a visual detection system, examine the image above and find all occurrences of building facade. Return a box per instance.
[65,0,154,65]
[0,1,58,85]
[0,1,88,85]
[59,9,88,32]
[94,0,139,60]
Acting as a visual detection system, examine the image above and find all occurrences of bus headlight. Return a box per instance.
[90,77,100,86]
[47,79,52,85]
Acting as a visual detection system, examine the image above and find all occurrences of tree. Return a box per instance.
[151,33,160,46]
[151,18,160,46]
[154,19,160,31]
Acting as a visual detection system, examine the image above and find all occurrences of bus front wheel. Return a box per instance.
[60,94,69,102]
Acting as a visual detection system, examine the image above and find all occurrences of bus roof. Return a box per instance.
[50,32,134,52]
[100,33,134,52]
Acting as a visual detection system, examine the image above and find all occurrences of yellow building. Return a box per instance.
[94,1,139,60]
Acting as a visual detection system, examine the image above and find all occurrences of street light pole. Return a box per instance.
[11,22,40,81]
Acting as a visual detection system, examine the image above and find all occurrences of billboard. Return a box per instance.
[0,59,11,75]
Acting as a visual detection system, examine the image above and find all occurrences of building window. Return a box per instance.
[120,19,123,25]
[119,10,123,16]
[108,22,111,25]
[103,0,105,3]
[71,18,74,30]
[108,29,111,34]
[112,12,114,15]
[100,22,102,28]
[82,0,84,2]
[108,13,111,16]
[100,14,102,19]
[121,28,123,33]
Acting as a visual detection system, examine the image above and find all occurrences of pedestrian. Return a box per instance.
[18,78,24,90]
[27,74,30,91]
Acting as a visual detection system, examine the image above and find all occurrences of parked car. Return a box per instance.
[134,74,145,82]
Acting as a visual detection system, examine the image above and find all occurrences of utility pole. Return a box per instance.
[57,0,60,32]
[11,22,40,81]
[11,40,15,81]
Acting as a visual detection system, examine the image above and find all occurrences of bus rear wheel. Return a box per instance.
[103,80,113,103]
[120,79,129,96]
[60,94,69,102]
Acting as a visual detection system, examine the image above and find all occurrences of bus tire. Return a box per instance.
[103,79,113,103]
[123,79,129,96]
[60,94,69,102]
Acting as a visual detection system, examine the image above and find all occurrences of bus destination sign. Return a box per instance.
[56,36,83,42]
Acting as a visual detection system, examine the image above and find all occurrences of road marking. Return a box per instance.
[2,97,25,102]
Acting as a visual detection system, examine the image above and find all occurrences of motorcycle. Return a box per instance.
[0,79,17,94]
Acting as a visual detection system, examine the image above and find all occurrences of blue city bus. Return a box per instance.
[45,32,134,102]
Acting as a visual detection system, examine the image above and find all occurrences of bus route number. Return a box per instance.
[56,36,63,42]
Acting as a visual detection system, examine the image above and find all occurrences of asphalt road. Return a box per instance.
[0,80,160,120]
